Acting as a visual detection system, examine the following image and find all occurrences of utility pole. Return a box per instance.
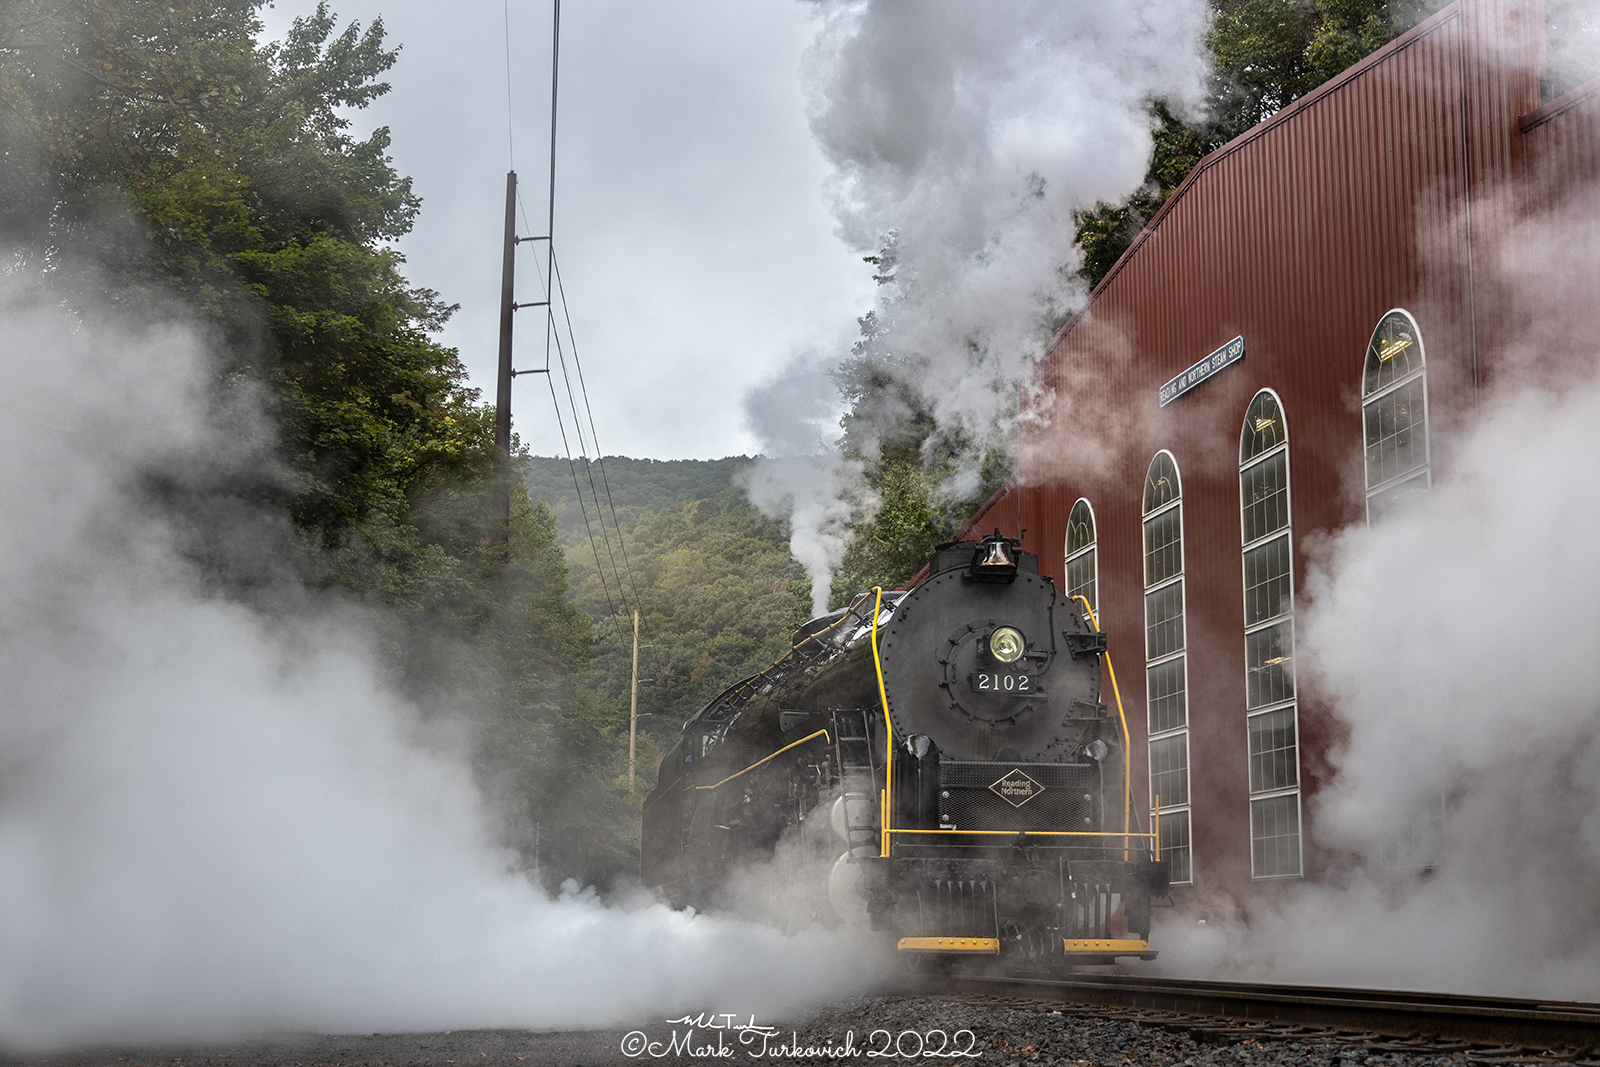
[491,0,563,549]
[491,171,518,546]
[629,609,640,789]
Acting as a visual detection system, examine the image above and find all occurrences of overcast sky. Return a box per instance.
[260,0,873,461]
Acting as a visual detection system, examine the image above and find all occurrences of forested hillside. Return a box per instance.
[0,0,633,889]
[522,456,811,784]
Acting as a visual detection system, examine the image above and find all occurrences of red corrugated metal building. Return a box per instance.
[977,0,1600,909]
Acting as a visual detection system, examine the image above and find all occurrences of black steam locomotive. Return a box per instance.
[640,532,1169,966]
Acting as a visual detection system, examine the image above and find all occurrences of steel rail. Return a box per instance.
[928,973,1600,1053]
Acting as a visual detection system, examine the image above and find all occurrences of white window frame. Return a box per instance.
[1239,389,1303,880]
[1064,497,1100,616]
[1143,450,1192,885]
[1361,309,1432,523]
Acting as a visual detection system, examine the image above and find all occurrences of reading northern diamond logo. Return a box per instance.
[989,768,1043,807]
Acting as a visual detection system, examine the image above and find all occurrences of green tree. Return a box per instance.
[0,0,485,546]
[0,1,636,888]
[830,459,939,601]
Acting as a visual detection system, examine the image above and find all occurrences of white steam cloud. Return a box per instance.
[742,0,1209,605]
[738,354,861,615]
[1150,196,1600,1000]
[0,268,878,1050]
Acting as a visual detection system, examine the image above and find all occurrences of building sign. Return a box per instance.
[1159,335,1245,407]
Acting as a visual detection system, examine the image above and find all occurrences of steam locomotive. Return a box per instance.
[640,532,1169,966]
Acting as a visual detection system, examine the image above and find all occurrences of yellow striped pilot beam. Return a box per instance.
[896,937,1000,954]
[1063,938,1156,957]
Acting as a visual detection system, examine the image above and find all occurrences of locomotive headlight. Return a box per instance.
[989,626,1025,663]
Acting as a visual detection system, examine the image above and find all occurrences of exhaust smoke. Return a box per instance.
[0,266,879,1050]
[741,0,1209,602]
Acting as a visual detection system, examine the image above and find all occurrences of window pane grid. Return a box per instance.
[1247,707,1299,793]
[1240,392,1287,462]
[1146,658,1187,734]
[1144,453,1179,513]
[1242,534,1292,625]
[1241,451,1289,543]
[1363,311,1424,395]
[1144,452,1190,885]
[1144,581,1185,660]
[1066,547,1097,614]
[1245,620,1295,709]
[1142,506,1182,585]
[1239,391,1303,881]
[1067,499,1095,555]
[1148,734,1190,808]
[1158,809,1191,884]
[1250,795,1302,878]
[1363,376,1427,489]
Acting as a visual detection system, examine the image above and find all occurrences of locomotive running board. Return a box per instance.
[897,937,1000,954]
[1062,938,1158,960]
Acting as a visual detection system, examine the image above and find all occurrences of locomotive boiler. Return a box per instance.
[640,532,1169,966]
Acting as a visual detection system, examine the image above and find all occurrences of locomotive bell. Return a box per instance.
[969,530,1020,582]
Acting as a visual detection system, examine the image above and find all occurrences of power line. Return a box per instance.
[541,362,625,633]
[502,0,515,170]
[545,304,632,623]
[551,250,643,609]
[519,234,630,636]
[523,243,632,637]
[553,358,630,617]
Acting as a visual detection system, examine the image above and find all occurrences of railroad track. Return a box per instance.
[927,973,1600,1060]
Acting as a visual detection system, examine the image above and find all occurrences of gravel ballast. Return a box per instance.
[2,993,1586,1067]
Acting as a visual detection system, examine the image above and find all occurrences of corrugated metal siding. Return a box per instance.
[1013,0,1580,893]
[1519,79,1600,218]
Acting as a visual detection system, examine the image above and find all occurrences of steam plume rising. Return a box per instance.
[0,266,876,1049]
[741,0,1208,604]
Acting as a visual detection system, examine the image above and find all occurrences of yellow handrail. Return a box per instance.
[1071,596,1135,859]
[691,730,833,791]
[870,586,894,857]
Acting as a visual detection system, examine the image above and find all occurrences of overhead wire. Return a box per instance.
[544,265,630,617]
[545,296,632,629]
[502,0,515,170]
[550,250,643,609]
[503,0,639,645]
[526,242,630,639]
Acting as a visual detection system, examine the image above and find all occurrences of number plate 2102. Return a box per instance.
[969,671,1033,693]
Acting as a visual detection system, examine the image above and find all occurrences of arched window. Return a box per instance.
[1142,451,1190,884]
[1362,310,1431,522]
[1064,499,1098,614]
[1239,391,1302,879]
